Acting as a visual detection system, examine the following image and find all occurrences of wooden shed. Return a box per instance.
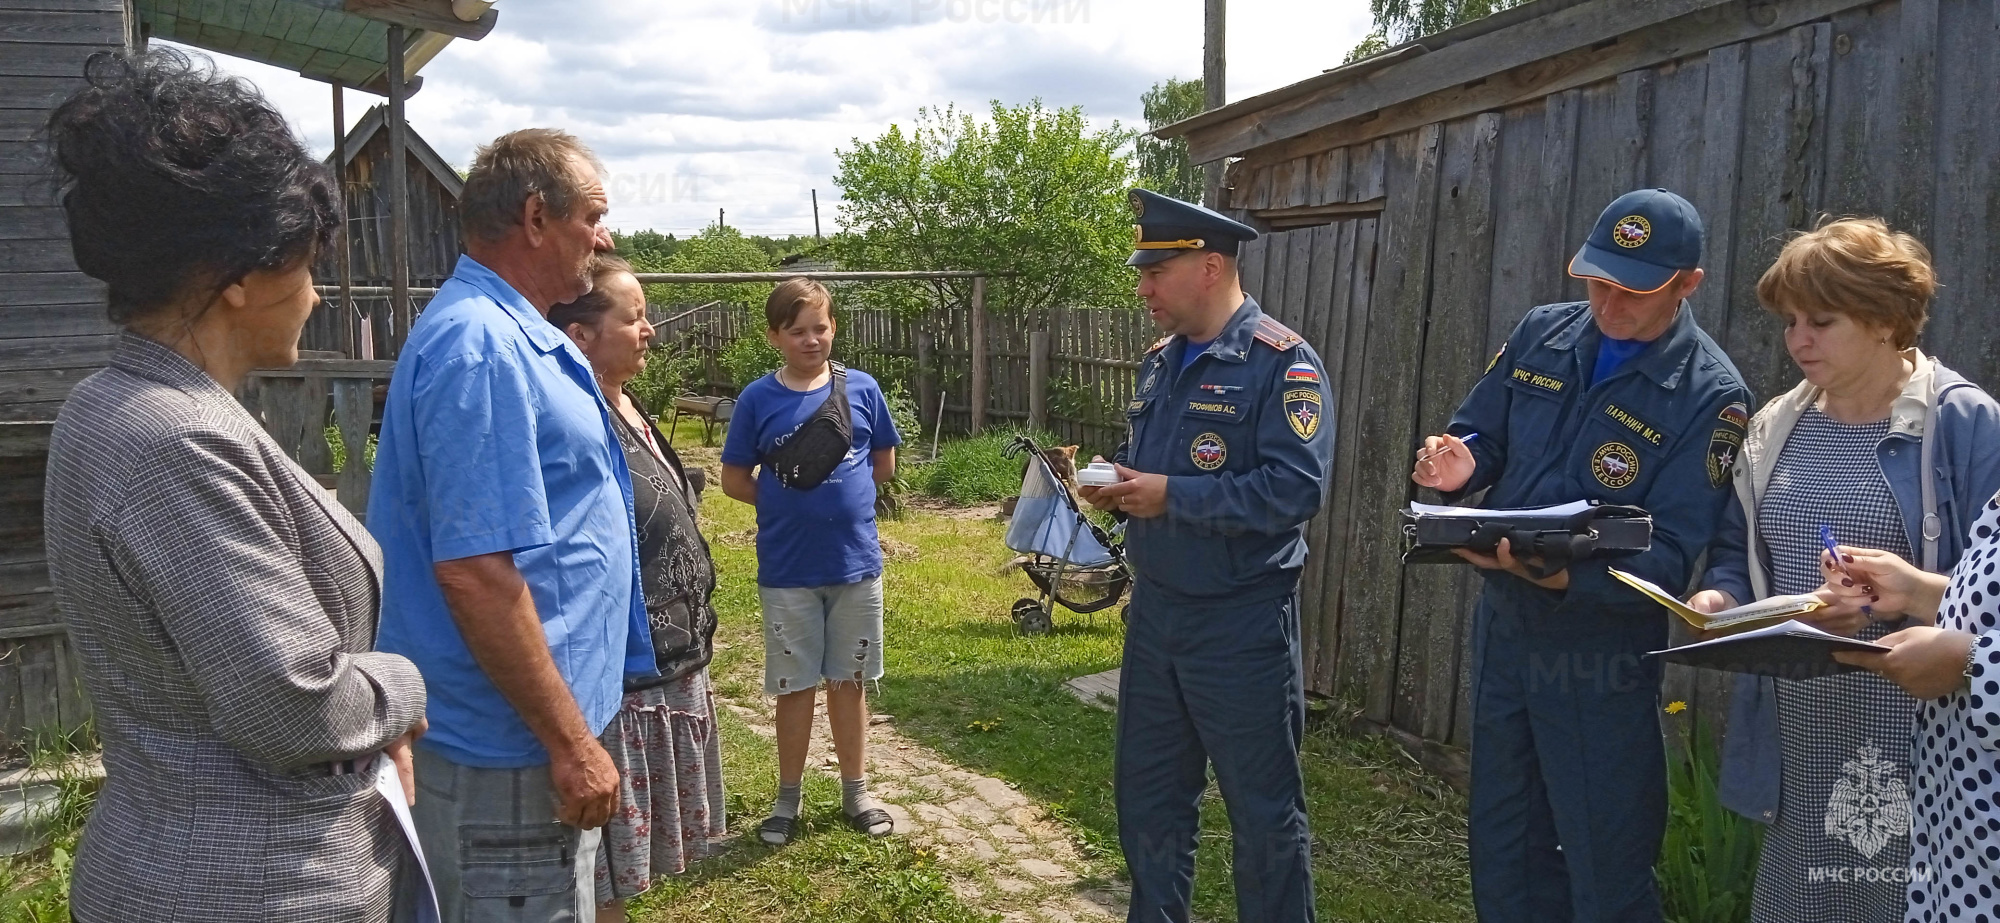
[0,0,494,749]
[308,102,463,357]
[1156,0,2000,778]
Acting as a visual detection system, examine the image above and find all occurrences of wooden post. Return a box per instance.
[386,25,412,355]
[1202,0,1226,208]
[1027,330,1050,432]
[333,379,374,517]
[332,81,355,358]
[968,276,988,434]
[914,325,935,436]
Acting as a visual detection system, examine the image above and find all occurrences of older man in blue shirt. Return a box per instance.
[369,128,649,923]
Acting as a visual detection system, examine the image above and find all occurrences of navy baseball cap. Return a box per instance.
[1126,188,1260,266]
[1568,188,1704,294]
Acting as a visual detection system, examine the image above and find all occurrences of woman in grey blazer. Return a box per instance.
[41,50,428,922]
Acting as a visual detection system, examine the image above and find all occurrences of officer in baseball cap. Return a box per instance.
[1410,188,1752,921]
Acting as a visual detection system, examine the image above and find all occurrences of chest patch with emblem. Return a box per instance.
[1190,432,1228,470]
[1511,366,1567,394]
[1284,389,1321,440]
[1592,442,1640,489]
[1601,403,1664,446]
[1139,365,1161,397]
[1284,362,1320,384]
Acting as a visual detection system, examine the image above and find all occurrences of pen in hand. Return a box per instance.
[1416,432,1479,465]
[1820,524,1873,618]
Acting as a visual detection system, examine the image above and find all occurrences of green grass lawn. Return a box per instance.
[670,428,1473,923]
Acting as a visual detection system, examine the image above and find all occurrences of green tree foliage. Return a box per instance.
[830,100,1136,318]
[1352,0,1525,57]
[642,223,778,309]
[611,229,679,270]
[1343,30,1392,64]
[749,234,820,264]
[1137,77,1206,203]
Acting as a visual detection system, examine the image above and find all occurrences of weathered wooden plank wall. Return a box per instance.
[0,0,128,749]
[1217,0,2000,766]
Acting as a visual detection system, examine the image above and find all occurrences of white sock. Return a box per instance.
[842,777,890,834]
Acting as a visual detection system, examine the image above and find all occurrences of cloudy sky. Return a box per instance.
[167,0,1372,236]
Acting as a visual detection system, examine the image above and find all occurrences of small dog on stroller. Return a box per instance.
[999,435,1130,634]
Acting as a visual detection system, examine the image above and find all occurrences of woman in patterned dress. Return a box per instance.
[1691,218,2000,922]
[551,255,726,922]
[1824,503,2000,922]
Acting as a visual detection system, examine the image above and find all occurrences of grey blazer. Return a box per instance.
[44,333,427,923]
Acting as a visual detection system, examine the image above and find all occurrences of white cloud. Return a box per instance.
[166,0,1372,237]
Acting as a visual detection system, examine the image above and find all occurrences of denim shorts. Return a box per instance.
[760,575,885,695]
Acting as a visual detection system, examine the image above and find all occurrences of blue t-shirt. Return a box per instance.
[369,255,651,769]
[722,366,902,588]
[1592,335,1651,386]
[1179,338,1213,374]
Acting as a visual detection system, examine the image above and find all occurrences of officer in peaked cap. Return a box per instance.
[1411,189,1752,922]
[1080,187,1334,923]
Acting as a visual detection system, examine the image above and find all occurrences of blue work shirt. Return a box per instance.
[1445,301,1751,634]
[1592,335,1649,387]
[720,366,901,588]
[369,255,651,769]
[1115,297,1336,604]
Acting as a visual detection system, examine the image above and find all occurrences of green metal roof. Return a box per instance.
[133,0,461,94]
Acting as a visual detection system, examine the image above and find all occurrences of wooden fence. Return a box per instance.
[654,302,1156,456]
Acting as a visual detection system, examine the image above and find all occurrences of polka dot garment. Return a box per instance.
[1907,493,2000,923]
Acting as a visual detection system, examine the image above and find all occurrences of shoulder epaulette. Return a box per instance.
[1147,335,1175,354]
[1253,316,1304,351]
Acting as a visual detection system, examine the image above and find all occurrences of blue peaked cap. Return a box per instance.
[1126,188,1260,266]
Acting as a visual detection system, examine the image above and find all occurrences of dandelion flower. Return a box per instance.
[1664,701,1688,715]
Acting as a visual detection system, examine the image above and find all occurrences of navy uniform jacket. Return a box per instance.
[1115,296,1336,605]
[1445,301,1751,634]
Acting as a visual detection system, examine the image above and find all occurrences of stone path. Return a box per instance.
[716,694,1129,923]
[1062,669,1120,713]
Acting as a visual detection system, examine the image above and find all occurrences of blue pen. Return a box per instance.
[1820,524,1873,616]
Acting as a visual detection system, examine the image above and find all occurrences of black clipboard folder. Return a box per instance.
[1649,622,1890,679]
[1401,500,1654,576]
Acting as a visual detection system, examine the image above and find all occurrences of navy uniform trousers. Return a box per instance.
[1468,598,1667,922]
[1116,582,1313,923]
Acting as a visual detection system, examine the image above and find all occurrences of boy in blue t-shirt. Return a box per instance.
[720,278,902,845]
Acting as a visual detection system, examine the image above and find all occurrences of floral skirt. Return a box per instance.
[593,669,726,904]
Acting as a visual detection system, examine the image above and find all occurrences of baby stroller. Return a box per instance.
[1000,435,1131,635]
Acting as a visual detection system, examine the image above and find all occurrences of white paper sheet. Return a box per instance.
[374,752,441,923]
[1408,499,1596,519]
[1647,618,1891,655]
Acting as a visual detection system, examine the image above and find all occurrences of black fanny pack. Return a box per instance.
[764,362,851,491]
